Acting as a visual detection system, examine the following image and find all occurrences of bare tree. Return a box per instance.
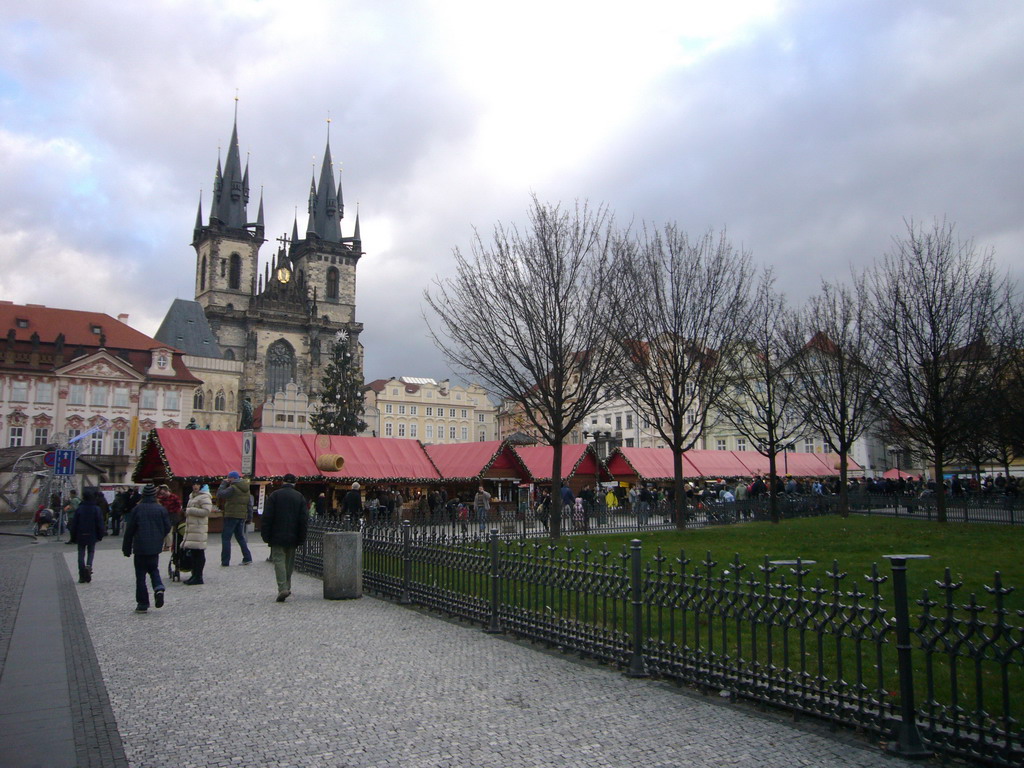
[867,219,1017,522]
[615,225,752,526]
[785,277,879,516]
[717,269,804,523]
[424,196,625,538]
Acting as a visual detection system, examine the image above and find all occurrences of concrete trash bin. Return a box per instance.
[323,531,362,599]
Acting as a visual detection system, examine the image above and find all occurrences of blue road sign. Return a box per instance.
[54,449,77,476]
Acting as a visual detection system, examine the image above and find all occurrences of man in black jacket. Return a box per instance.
[122,483,171,613]
[261,474,308,602]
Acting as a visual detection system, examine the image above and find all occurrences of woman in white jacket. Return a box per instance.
[183,482,213,585]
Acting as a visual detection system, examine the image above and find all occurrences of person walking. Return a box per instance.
[260,473,309,602]
[474,485,491,533]
[122,483,171,613]
[182,482,213,585]
[216,471,253,567]
[69,487,105,583]
[342,482,362,526]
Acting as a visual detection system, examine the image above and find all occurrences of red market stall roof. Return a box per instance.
[300,435,442,483]
[684,450,749,478]
[424,441,527,482]
[134,429,249,480]
[256,433,321,478]
[732,451,860,477]
[882,468,916,480]
[511,444,607,482]
[607,447,700,482]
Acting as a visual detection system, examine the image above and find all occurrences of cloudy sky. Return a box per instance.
[2,0,1022,383]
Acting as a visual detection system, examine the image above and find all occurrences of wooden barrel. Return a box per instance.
[316,454,345,472]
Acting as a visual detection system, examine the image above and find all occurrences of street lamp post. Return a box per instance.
[888,446,905,513]
[583,422,615,527]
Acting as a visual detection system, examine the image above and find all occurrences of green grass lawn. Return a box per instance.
[573,515,1024,615]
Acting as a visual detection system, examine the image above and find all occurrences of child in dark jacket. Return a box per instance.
[122,483,171,613]
[69,487,105,583]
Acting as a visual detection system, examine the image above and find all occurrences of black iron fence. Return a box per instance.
[296,517,1024,767]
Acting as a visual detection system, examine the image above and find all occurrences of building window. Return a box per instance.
[449,426,456,440]
[804,438,815,453]
[34,427,48,445]
[426,407,433,416]
[410,423,418,438]
[687,411,696,425]
[461,427,468,441]
[426,391,433,399]
[736,438,747,452]
[140,389,157,410]
[193,389,204,410]
[615,414,622,430]
[625,438,635,447]
[112,430,126,455]
[10,380,28,401]
[68,429,82,442]
[228,253,241,290]
[477,413,484,422]
[266,339,296,397]
[449,408,456,418]
[214,391,226,411]
[8,427,24,447]
[398,423,406,437]
[460,409,467,419]
[384,422,393,437]
[409,406,417,416]
[90,385,108,407]
[716,439,727,451]
[165,390,179,411]
[426,424,433,440]
[35,381,53,404]
[398,405,406,415]
[200,255,207,291]
[385,404,393,414]
[113,388,130,407]
[626,414,633,430]
[326,267,339,299]
[89,432,104,455]
[69,385,86,409]
[479,432,486,442]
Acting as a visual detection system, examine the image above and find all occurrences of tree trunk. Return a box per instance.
[768,452,780,524]
[550,442,564,539]
[672,448,687,529]
[933,449,947,523]
[838,449,849,517]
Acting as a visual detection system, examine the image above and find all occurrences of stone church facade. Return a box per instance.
[185,116,364,429]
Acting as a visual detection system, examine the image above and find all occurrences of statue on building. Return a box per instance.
[239,397,254,430]
[185,417,198,430]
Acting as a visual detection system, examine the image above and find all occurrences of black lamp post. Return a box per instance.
[583,422,615,526]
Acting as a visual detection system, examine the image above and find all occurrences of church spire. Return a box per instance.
[309,138,342,242]
[255,189,265,239]
[211,112,248,229]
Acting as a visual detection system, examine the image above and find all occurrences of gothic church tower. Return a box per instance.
[191,116,364,426]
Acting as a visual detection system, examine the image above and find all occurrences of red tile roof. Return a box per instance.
[0,302,167,349]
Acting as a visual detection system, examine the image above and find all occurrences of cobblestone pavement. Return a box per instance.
[72,539,912,768]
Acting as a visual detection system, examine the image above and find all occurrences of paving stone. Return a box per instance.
[66,539,911,768]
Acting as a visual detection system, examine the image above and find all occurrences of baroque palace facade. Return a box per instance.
[157,115,365,432]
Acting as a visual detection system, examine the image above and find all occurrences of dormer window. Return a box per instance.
[16,318,28,328]
[91,325,102,334]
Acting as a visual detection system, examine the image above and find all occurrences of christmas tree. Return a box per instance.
[310,337,367,436]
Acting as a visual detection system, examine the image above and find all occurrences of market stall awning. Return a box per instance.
[423,441,527,481]
[511,444,593,482]
[301,435,442,482]
[256,433,321,478]
[134,429,247,480]
[684,450,749,478]
[605,447,700,482]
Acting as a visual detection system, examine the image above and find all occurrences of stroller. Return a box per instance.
[34,507,57,536]
[168,521,193,582]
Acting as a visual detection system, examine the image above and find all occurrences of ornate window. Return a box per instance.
[326,267,339,299]
[193,389,204,410]
[223,348,235,361]
[201,255,207,291]
[229,253,242,290]
[266,339,296,397]
[214,390,226,411]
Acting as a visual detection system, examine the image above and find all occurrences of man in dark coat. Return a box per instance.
[69,487,105,583]
[122,483,171,613]
[261,474,309,602]
[341,482,362,525]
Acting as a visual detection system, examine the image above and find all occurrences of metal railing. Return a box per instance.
[296,517,1024,767]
